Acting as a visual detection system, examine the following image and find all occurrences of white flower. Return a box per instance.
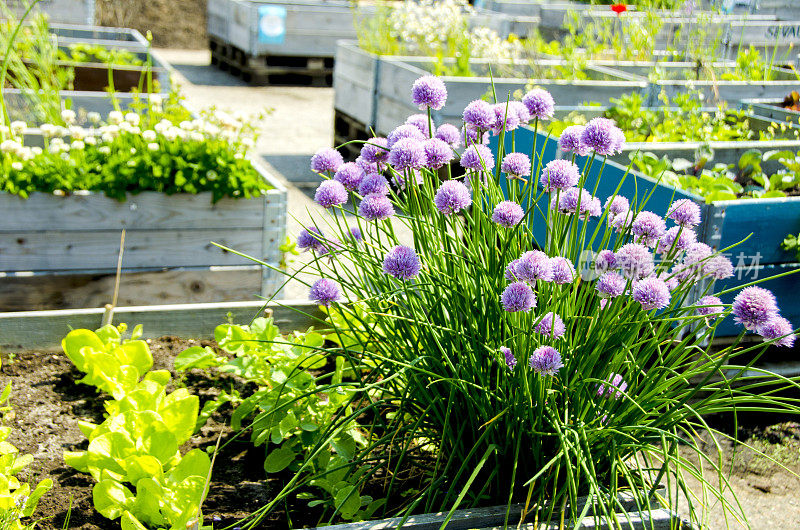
[54,126,68,138]
[242,137,255,149]
[189,131,204,142]
[69,126,86,140]
[0,139,21,154]
[149,94,163,107]
[180,120,195,131]
[163,127,180,141]
[125,112,141,126]
[40,123,55,137]
[70,140,85,151]
[108,111,123,124]
[11,161,23,171]
[10,121,26,135]
[87,112,101,124]
[98,146,111,155]
[61,109,76,124]
[84,136,97,146]
[142,130,157,142]
[147,142,159,151]
[31,146,42,155]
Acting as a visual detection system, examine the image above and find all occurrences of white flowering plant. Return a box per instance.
[0,92,270,202]
[218,76,800,528]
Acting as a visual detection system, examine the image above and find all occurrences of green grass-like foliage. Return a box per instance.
[174,317,383,523]
[224,94,800,527]
[62,324,211,530]
[0,378,52,530]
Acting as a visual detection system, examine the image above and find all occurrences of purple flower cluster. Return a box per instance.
[657,226,697,255]
[297,226,324,252]
[460,144,495,171]
[406,114,430,136]
[535,312,566,339]
[632,277,671,310]
[597,373,627,399]
[387,124,425,147]
[383,246,421,280]
[732,286,778,331]
[596,272,627,298]
[502,282,536,312]
[359,194,395,221]
[492,201,524,227]
[509,101,531,124]
[359,173,389,196]
[435,124,461,147]
[595,250,617,273]
[311,148,344,174]
[758,317,796,347]
[501,152,531,179]
[558,125,590,156]
[411,75,447,110]
[666,199,701,227]
[522,89,555,120]
[631,211,666,247]
[514,250,554,282]
[582,118,625,156]
[309,278,341,307]
[315,180,348,208]
[434,180,471,215]
[616,243,654,279]
[424,138,454,169]
[389,138,427,170]
[501,346,517,370]
[696,295,724,320]
[334,162,365,191]
[529,346,563,376]
[550,257,576,284]
[462,100,494,130]
[540,159,580,192]
[492,103,520,133]
[360,137,389,164]
[553,188,600,218]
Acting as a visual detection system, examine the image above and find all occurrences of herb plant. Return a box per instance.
[62,324,212,530]
[222,76,800,528]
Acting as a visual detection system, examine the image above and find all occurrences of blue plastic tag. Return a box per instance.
[258,5,287,44]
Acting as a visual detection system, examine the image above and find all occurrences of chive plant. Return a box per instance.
[224,76,800,528]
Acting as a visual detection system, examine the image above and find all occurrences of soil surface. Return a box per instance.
[4,338,800,529]
[95,0,207,49]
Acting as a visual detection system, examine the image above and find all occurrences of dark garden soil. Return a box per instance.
[3,337,800,529]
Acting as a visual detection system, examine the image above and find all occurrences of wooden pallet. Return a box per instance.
[209,36,333,87]
[333,108,371,160]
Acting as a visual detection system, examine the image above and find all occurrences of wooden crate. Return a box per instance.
[2,0,95,25]
[0,157,287,311]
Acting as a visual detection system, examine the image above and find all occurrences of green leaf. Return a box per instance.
[62,329,106,372]
[118,340,153,376]
[120,511,148,530]
[143,370,171,386]
[174,346,226,372]
[159,389,199,444]
[331,433,357,460]
[263,445,296,473]
[93,480,134,519]
[334,484,361,519]
[168,449,211,483]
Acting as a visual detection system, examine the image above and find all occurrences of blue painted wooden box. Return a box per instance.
[491,127,800,337]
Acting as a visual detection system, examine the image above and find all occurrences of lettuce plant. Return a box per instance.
[0,380,52,530]
[62,324,211,530]
[221,76,800,528]
[174,317,380,522]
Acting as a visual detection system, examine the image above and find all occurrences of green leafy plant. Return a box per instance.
[781,233,800,261]
[62,324,211,530]
[174,317,381,523]
[59,43,145,67]
[0,376,52,530]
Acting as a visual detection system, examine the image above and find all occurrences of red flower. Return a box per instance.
[611,3,627,14]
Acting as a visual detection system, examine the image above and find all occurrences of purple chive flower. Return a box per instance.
[675,242,714,281]
[406,114,430,136]
[550,257,576,284]
[387,124,425,148]
[333,162,365,191]
[359,193,395,221]
[435,123,462,148]
[309,278,341,306]
[383,245,421,280]
[631,211,666,247]
[492,103,521,133]
[424,138,454,169]
[535,312,566,339]
[696,295,724,320]
[460,144,495,171]
[314,180,348,208]
[616,243,654,279]
[358,173,389,196]
[355,156,381,175]
[657,271,679,291]
[611,210,634,233]
[463,124,489,146]
[505,259,521,281]
[595,250,617,273]
[349,226,363,242]
[596,272,627,298]
[632,277,671,310]
[522,88,555,120]
[704,255,734,280]
[501,282,536,312]
[297,226,324,252]
[411,75,447,110]
[434,180,471,215]
[529,346,563,376]
[597,373,627,399]
[605,195,630,218]
[501,152,531,178]
[310,148,344,174]
[558,125,590,156]
[540,159,580,192]
[462,99,494,129]
[582,117,625,156]
[389,138,427,170]
[666,199,701,227]
[514,250,553,282]
[509,101,531,124]
[555,188,598,218]
[758,317,796,347]
[732,286,779,331]
[361,137,389,163]
[501,346,517,370]
[657,226,697,255]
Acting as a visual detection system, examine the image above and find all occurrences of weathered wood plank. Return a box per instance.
[0,299,325,351]
[0,192,269,232]
[0,266,268,311]
[0,229,267,271]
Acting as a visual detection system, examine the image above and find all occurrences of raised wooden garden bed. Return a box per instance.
[0,156,287,312]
